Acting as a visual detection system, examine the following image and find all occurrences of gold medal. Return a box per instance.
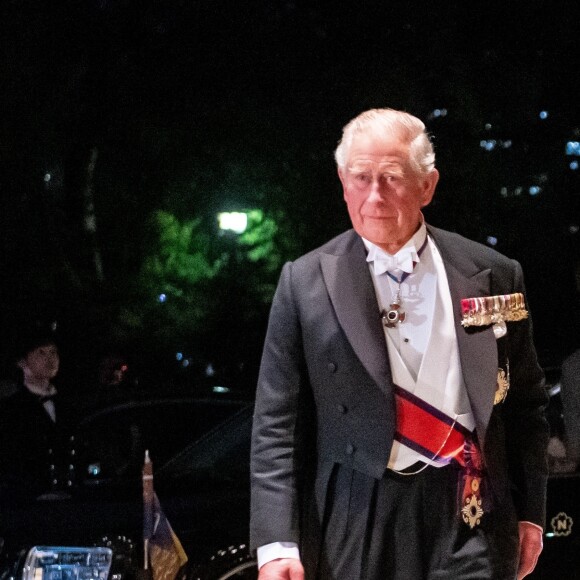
[461,293,529,328]
[494,365,510,405]
[462,493,484,529]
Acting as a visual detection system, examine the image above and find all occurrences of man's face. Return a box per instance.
[339,132,438,253]
[19,343,60,381]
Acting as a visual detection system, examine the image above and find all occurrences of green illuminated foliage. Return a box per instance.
[238,209,280,272]
[142,210,222,285]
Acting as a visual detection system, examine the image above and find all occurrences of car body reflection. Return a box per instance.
[0,397,254,579]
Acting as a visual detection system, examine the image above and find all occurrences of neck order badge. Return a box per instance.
[381,236,429,328]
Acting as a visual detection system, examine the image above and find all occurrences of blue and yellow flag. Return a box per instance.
[143,451,188,580]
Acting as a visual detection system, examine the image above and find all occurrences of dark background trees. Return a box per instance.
[1,0,579,393]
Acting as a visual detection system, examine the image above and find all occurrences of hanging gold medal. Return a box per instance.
[494,365,510,405]
[462,490,484,529]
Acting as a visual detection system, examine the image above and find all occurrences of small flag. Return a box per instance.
[143,451,188,580]
[143,450,154,544]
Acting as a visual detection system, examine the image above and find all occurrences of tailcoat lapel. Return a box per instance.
[320,233,393,397]
[319,227,498,446]
[428,226,498,446]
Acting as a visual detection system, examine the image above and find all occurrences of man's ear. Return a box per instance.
[338,168,348,198]
[420,169,439,208]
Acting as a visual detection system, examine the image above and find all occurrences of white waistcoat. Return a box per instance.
[366,235,476,471]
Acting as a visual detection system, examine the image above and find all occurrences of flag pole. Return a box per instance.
[141,449,188,579]
[142,449,154,573]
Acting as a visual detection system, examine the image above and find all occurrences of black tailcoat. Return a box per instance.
[0,386,76,500]
[250,226,549,576]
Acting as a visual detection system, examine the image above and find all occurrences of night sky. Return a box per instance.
[1,0,579,379]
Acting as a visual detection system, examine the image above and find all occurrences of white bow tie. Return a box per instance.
[368,248,417,276]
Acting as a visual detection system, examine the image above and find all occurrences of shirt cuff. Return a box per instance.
[256,542,300,569]
[519,520,544,533]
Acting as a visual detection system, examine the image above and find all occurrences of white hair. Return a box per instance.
[334,108,436,175]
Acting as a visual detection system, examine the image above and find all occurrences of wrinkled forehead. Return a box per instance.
[347,129,410,158]
[346,131,412,173]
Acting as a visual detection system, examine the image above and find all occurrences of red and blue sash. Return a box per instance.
[394,384,471,466]
[393,384,486,527]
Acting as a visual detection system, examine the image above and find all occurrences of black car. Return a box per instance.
[0,395,256,579]
[529,369,580,580]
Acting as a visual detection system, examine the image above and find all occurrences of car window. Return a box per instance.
[156,403,253,488]
[76,398,247,483]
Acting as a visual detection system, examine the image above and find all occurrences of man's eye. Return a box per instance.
[355,173,371,183]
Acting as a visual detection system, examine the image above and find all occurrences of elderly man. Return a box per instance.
[250,108,549,579]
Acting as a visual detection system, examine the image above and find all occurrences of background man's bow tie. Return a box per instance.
[38,393,57,403]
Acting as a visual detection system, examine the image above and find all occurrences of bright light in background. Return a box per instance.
[480,139,496,151]
[486,236,498,246]
[570,160,579,170]
[480,139,512,151]
[430,108,448,119]
[218,212,248,233]
[566,141,580,156]
[539,111,549,120]
[157,293,167,303]
[88,463,101,476]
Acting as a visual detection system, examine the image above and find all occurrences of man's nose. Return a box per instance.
[368,179,388,201]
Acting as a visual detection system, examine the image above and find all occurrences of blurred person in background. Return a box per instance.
[90,351,134,409]
[560,347,580,469]
[0,329,77,501]
[77,351,143,480]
